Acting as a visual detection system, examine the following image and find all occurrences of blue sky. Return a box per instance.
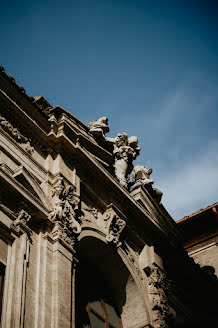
[1,0,218,220]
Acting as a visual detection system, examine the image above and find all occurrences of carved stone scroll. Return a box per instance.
[0,114,34,155]
[102,204,126,247]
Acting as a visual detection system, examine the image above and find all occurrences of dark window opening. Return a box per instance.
[75,260,122,328]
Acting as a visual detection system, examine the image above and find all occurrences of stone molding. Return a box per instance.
[0,113,34,155]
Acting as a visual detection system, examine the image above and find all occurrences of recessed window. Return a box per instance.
[75,260,122,328]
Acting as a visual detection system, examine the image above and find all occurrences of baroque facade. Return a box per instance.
[0,66,217,328]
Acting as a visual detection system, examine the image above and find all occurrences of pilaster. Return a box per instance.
[1,211,31,328]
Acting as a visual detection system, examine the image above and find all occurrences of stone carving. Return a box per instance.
[132,165,163,203]
[81,203,98,222]
[11,209,32,235]
[0,114,34,155]
[102,204,126,247]
[88,117,140,188]
[106,133,140,188]
[146,264,174,328]
[88,117,109,137]
[132,165,154,186]
[106,216,126,247]
[124,243,143,281]
[48,177,81,248]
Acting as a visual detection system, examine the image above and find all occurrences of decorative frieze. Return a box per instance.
[0,114,34,155]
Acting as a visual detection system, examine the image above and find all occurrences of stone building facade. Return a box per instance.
[177,202,218,277]
[0,66,217,328]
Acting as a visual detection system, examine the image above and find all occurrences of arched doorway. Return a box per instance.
[75,236,149,328]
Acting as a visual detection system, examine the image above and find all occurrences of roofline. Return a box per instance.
[177,202,218,224]
[0,66,90,132]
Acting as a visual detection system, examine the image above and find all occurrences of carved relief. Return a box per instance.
[81,202,98,223]
[0,114,34,155]
[48,177,81,249]
[11,209,32,236]
[123,243,143,281]
[102,204,126,247]
[146,264,174,328]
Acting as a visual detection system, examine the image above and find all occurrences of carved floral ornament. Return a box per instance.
[48,177,82,249]
[0,114,34,155]
[88,117,162,200]
[145,264,175,328]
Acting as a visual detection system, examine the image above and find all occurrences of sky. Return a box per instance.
[1,0,218,220]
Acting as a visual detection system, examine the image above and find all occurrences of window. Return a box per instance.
[75,260,122,328]
[88,298,122,328]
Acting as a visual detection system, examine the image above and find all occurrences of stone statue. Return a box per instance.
[88,117,109,137]
[132,165,154,186]
[132,165,163,203]
[88,116,140,188]
[106,133,140,188]
[48,177,81,234]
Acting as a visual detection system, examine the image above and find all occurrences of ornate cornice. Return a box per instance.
[0,113,34,155]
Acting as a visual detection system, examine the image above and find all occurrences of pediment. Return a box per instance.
[12,165,52,210]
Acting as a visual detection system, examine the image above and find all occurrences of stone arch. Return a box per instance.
[76,233,151,328]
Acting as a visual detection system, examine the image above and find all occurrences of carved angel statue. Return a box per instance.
[106,133,140,188]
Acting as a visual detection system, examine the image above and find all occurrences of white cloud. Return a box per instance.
[158,140,218,220]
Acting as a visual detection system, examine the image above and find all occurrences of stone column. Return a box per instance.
[50,238,75,328]
[1,212,31,328]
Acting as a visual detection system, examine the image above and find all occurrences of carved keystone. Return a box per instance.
[102,204,126,247]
